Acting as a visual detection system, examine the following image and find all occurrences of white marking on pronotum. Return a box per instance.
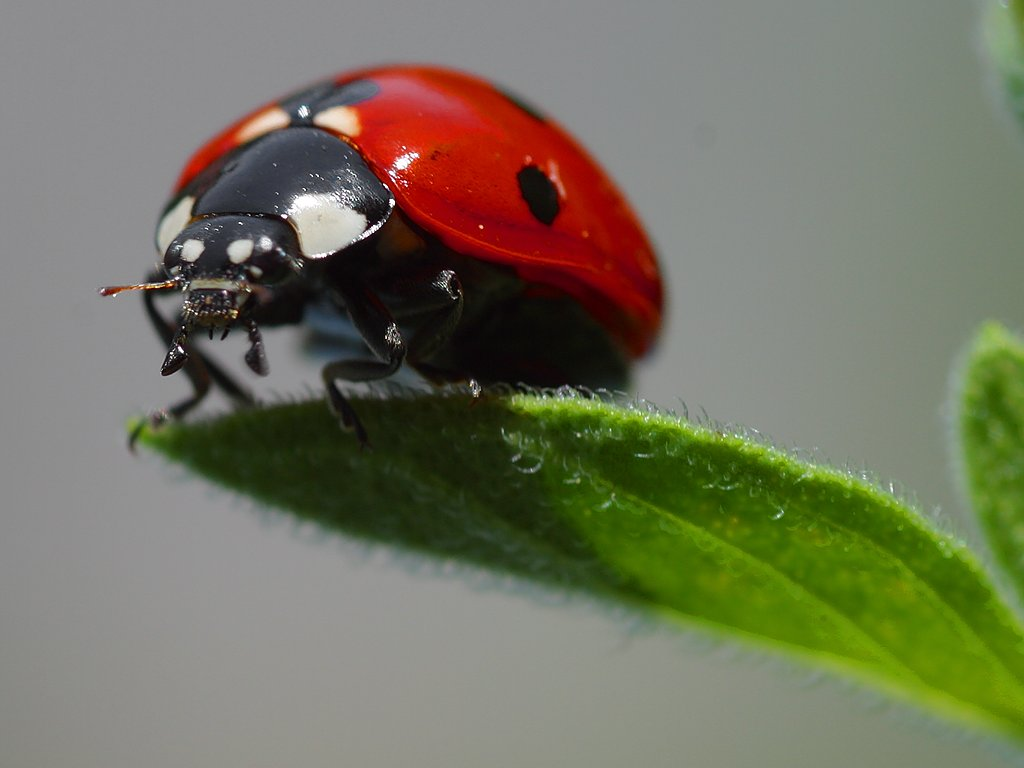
[234,106,291,144]
[156,195,195,255]
[227,238,255,263]
[180,238,205,262]
[288,193,368,258]
[312,105,361,137]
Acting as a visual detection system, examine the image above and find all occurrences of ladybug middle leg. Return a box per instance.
[320,275,408,445]
[404,269,464,365]
[322,268,465,445]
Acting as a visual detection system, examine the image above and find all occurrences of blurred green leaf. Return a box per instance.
[960,322,1024,604]
[985,0,1024,133]
[141,390,1024,739]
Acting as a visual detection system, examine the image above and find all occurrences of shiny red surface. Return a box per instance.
[174,65,662,357]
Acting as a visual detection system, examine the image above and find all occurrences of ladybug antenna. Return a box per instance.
[98,278,178,297]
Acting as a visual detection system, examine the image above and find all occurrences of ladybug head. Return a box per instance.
[100,215,301,378]
[163,216,299,319]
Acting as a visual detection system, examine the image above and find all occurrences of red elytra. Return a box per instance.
[175,65,662,357]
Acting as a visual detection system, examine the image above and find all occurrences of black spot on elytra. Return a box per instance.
[319,79,380,109]
[517,165,560,225]
[280,80,337,122]
[497,86,547,122]
[280,78,380,123]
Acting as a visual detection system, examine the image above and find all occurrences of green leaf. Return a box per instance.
[141,391,1024,740]
[984,0,1024,134]
[960,321,1024,601]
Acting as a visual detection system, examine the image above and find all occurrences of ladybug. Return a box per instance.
[101,65,662,444]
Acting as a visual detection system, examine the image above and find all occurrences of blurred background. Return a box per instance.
[3,1,1023,766]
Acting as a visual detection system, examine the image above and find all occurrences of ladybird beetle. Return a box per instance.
[101,65,663,444]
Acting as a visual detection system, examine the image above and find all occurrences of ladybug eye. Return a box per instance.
[244,235,292,283]
[210,234,290,284]
[163,236,205,275]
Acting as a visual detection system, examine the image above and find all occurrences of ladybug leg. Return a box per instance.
[397,269,471,384]
[404,269,464,363]
[321,280,408,446]
[137,271,255,437]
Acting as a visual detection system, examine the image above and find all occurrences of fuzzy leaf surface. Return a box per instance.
[141,392,1024,738]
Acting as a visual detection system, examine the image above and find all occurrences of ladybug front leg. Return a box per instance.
[321,279,408,446]
[139,271,255,428]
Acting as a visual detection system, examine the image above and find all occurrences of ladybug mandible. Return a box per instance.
[101,65,663,444]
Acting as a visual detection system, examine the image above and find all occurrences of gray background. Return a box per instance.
[3,1,1023,766]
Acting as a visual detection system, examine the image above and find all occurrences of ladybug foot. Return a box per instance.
[324,383,371,449]
[128,409,172,453]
